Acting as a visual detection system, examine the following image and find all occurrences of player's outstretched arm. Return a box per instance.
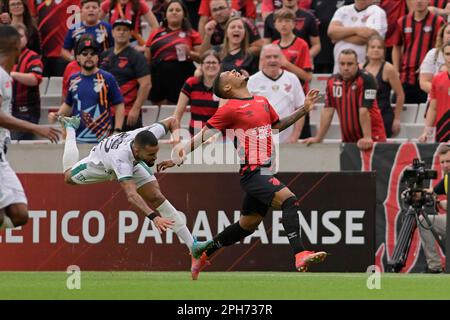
[272,89,320,133]
[0,110,60,143]
[119,179,174,233]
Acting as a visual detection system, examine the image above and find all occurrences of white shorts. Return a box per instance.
[69,156,157,189]
[0,160,27,210]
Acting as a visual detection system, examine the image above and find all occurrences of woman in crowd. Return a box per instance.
[220,16,258,77]
[174,50,220,136]
[146,0,202,105]
[363,35,404,138]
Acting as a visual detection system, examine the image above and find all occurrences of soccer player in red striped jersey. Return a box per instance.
[392,0,446,103]
[419,41,450,142]
[159,69,327,279]
[304,49,386,150]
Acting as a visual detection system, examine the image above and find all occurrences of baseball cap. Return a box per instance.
[75,36,99,56]
[113,19,133,29]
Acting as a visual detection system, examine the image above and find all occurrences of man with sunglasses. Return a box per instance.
[49,35,125,143]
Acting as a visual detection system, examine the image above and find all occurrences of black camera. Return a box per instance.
[402,158,438,191]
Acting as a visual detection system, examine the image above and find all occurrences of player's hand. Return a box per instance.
[127,108,140,126]
[304,89,320,112]
[204,20,217,37]
[357,137,373,150]
[356,27,375,39]
[286,135,299,144]
[391,119,401,137]
[171,142,186,165]
[418,133,427,143]
[157,159,177,172]
[48,112,58,124]
[33,125,61,143]
[302,136,321,146]
[152,216,174,234]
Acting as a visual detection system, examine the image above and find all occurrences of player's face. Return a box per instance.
[210,0,230,24]
[81,2,100,25]
[261,48,282,71]
[444,46,450,70]
[274,18,295,36]
[338,54,358,80]
[78,49,98,71]
[201,55,220,78]
[223,69,248,88]
[367,39,385,61]
[443,26,450,45]
[166,2,184,26]
[138,144,160,166]
[113,26,131,44]
[439,151,450,174]
[226,19,245,46]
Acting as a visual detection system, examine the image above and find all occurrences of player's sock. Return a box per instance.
[281,197,305,254]
[157,200,194,249]
[205,222,253,257]
[63,127,79,172]
[0,215,15,230]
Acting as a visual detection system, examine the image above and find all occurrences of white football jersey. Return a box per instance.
[331,4,387,73]
[0,66,13,158]
[248,70,305,143]
[87,123,167,181]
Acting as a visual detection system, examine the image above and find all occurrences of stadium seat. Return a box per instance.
[416,103,428,124]
[397,123,424,139]
[399,103,419,124]
[46,77,63,95]
[310,74,330,103]
[309,103,323,124]
[180,106,190,128]
[39,77,49,95]
[158,105,176,122]
[141,105,159,126]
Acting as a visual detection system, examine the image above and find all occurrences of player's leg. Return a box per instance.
[134,163,194,250]
[59,116,81,177]
[272,184,327,271]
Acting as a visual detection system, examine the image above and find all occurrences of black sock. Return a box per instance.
[281,197,305,254]
[206,222,253,257]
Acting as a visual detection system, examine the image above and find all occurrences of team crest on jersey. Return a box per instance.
[272,85,279,91]
[404,27,413,33]
[423,26,432,33]
[118,57,128,68]
[352,83,357,90]
[94,78,105,93]
[235,59,244,67]
[361,14,371,23]
[295,18,305,31]
[179,32,186,38]
[284,83,292,93]
[4,81,10,89]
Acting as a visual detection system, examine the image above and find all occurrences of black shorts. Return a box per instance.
[240,168,285,217]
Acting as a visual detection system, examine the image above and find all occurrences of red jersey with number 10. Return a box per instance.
[206,96,280,175]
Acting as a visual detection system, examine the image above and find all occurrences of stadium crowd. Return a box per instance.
[0,0,449,147]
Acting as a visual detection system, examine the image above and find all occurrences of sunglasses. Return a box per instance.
[80,51,96,57]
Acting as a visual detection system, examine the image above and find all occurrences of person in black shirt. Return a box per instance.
[100,19,150,131]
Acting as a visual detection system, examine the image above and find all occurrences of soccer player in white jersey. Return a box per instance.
[54,112,209,279]
[328,0,387,73]
[0,25,60,231]
[247,44,305,144]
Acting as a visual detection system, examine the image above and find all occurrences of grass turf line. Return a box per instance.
[0,272,450,299]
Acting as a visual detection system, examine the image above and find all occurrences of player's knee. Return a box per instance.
[6,205,29,227]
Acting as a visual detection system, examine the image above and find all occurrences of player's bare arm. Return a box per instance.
[272,89,320,132]
[119,179,174,233]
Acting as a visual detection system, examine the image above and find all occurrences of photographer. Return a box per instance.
[418,144,450,273]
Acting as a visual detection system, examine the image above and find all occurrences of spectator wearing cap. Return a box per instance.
[198,0,263,56]
[100,19,150,131]
[61,0,114,63]
[10,23,43,140]
[49,35,125,143]
[145,0,202,106]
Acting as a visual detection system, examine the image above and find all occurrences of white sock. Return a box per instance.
[157,200,194,249]
[0,215,15,230]
[63,127,79,172]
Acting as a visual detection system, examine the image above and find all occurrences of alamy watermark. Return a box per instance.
[366,265,381,290]
[66,265,81,290]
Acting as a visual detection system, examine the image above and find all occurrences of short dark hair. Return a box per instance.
[274,8,295,21]
[0,25,20,57]
[339,49,358,61]
[213,74,226,99]
[135,130,158,147]
[438,144,450,156]
[81,0,100,7]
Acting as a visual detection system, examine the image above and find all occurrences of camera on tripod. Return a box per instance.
[387,158,440,272]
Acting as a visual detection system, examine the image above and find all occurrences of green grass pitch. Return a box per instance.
[1,272,450,299]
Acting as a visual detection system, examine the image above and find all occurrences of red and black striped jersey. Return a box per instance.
[12,48,43,119]
[325,70,386,143]
[430,71,450,142]
[146,27,202,62]
[181,76,219,136]
[28,0,80,58]
[380,0,409,47]
[100,46,150,115]
[430,0,448,8]
[393,11,445,85]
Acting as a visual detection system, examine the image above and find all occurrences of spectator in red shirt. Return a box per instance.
[4,0,40,54]
[174,49,220,136]
[10,23,43,140]
[100,0,159,51]
[28,0,80,77]
[392,0,446,104]
[198,0,263,56]
[304,49,387,150]
[419,41,450,143]
[145,0,202,105]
